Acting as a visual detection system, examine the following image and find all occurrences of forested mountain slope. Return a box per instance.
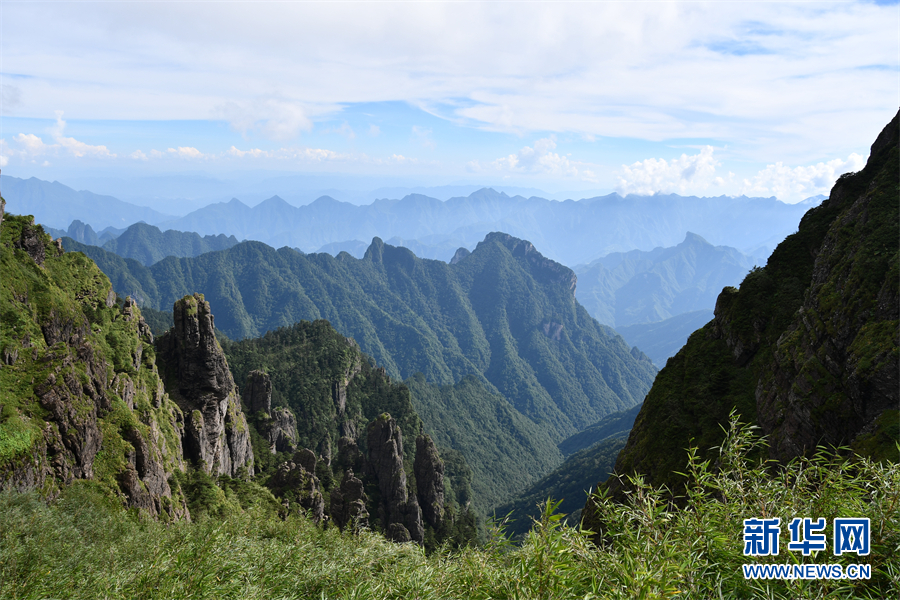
[64,232,658,440]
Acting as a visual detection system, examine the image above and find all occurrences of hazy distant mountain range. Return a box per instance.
[50,220,239,266]
[5,174,818,267]
[54,218,757,369]
[160,189,813,265]
[1,175,174,229]
[574,232,756,328]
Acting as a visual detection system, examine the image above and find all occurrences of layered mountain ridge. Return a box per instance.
[63,230,658,441]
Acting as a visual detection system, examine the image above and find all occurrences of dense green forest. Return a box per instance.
[404,374,562,514]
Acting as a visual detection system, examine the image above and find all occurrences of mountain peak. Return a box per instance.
[364,236,385,263]
[478,232,577,294]
[257,195,290,207]
[681,231,710,246]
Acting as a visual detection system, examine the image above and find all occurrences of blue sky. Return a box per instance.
[1,0,898,205]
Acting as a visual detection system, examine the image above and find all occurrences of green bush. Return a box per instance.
[2,416,896,599]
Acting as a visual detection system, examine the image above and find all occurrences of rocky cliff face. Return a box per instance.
[584,110,899,530]
[268,448,326,522]
[367,414,424,544]
[155,293,254,477]
[0,212,189,519]
[414,434,445,529]
[330,468,369,532]
[242,369,298,454]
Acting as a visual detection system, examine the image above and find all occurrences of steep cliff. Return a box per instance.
[0,209,189,518]
[584,110,899,528]
[155,293,254,477]
[367,414,424,544]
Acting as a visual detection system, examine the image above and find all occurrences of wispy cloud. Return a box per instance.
[411,126,435,150]
[7,111,115,160]
[216,96,315,142]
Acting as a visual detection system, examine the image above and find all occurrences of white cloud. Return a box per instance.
[616,146,722,196]
[741,153,865,202]
[149,149,165,158]
[2,2,895,174]
[51,111,115,158]
[167,146,204,159]
[0,155,7,167]
[485,136,593,180]
[13,133,48,156]
[227,146,270,158]
[368,124,381,137]
[216,96,314,142]
[9,112,115,160]
[130,150,148,160]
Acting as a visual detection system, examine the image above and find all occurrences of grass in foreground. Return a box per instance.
[1,417,897,599]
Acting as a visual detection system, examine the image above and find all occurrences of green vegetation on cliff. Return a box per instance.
[0,208,188,516]
[221,320,423,468]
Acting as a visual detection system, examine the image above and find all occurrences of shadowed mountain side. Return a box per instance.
[405,374,562,513]
[495,433,628,538]
[583,109,900,530]
[557,403,642,458]
[63,232,658,440]
[616,310,715,368]
[574,232,756,328]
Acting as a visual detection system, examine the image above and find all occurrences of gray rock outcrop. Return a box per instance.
[268,449,326,522]
[414,434,445,528]
[155,293,254,477]
[366,414,423,544]
[242,370,298,453]
[329,469,369,532]
[243,370,272,414]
